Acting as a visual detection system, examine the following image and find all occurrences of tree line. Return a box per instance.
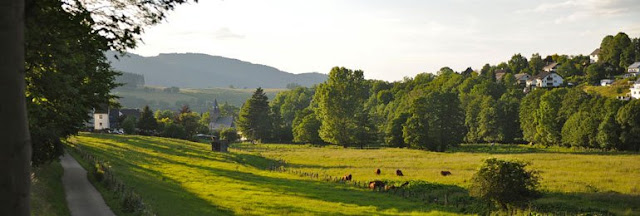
[236,32,640,151]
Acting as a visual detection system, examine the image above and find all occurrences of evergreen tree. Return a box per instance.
[237,88,273,142]
[137,105,158,135]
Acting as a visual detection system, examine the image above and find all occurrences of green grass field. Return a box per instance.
[30,161,71,216]
[68,134,460,215]
[234,143,640,215]
[582,78,632,98]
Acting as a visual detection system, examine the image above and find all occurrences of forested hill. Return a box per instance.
[105,51,327,88]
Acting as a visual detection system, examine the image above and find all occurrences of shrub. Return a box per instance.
[219,127,239,143]
[469,158,540,210]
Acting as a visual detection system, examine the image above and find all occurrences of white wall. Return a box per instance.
[94,113,109,130]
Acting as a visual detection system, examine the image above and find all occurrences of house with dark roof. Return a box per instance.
[495,70,506,82]
[542,62,559,72]
[514,73,531,85]
[628,62,640,73]
[526,72,563,89]
[590,48,600,63]
[208,100,235,131]
[108,108,141,129]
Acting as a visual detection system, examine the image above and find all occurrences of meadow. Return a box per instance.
[68,133,460,215]
[67,133,640,215]
[235,143,640,215]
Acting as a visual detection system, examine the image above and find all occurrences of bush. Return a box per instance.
[122,116,137,134]
[219,127,239,143]
[469,158,540,210]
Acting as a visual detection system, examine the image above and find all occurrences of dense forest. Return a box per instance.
[235,32,640,151]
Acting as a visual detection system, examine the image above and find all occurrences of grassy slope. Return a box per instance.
[113,86,284,110]
[582,79,632,98]
[235,144,640,215]
[30,161,71,216]
[68,133,459,215]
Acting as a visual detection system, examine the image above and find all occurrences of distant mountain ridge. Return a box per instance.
[106,51,327,88]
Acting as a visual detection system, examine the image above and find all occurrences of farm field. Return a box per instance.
[67,133,460,215]
[113,86,284,112]
[234,143,640,215]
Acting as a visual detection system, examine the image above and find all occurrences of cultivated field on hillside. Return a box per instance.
[68,134,459,215]
[113,87,284,112]
[235,143,640,215]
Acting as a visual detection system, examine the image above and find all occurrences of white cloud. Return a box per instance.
[213,27,245,40]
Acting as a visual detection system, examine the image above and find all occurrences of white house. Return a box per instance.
[526,72,563,88]
[514,73,531,85]
[543,62,559,72]
[629,62,640,73]
[94,111,110,130]
[600,79,614,86]
[630,79,640,99]
[590,48,600,64]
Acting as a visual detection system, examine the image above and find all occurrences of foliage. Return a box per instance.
[314,67,370,147]
[616,99,640,151]
[177,111,201,139]
[137,106,158,135]
[219,127,239,143]
[403,91,465,151]
[159,122,187,139]
[385,112,410,147]
[470,158,540,210]
[237,88,273,142]
[292,108,322,144]
[122,116,137,134]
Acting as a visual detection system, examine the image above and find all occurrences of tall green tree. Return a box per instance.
[508,53,528,74]
[137,105,158,135]
[529,53,544,75]
[534,89,567,145]
[314,67,369,147]
[403,92,465,151]
[292,108,322,144]
[616,99,640,151]
[520,89,545,143]
[385,113,410,147]
[237,88,273,142]
[561,112,599,148]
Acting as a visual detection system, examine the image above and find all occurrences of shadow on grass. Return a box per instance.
[447,144,640,156]
[532,191,640,215]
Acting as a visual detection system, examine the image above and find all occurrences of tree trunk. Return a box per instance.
[0,0,31,215]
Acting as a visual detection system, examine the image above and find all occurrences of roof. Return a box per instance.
[495,72,506,81]
[590,48,600,56]
[635,79,640,84]
[543,62,559,71]
[514,73,530,80]
[532,71,552,80]
[210,116,234,130]
[629,62,640,69]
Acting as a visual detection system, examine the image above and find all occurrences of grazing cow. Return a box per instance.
[341,174,352,181]
[375,168,381,175]
[400,181,409,188]
[440,171,452,176]
[396,169,404,176]
[369,180,385,191]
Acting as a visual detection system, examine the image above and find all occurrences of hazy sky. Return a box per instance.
[131,0,640,81]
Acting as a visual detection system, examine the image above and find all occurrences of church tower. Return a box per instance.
[211,99,221,121]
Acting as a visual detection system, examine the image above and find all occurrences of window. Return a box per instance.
[99,114,103,119]
[99,123,102,126]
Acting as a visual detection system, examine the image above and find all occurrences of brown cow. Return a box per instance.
[369,180,385,191]
[375,168,381,175]
[440,171,452,176]
[396,169,404,176]
[341,174,352,181]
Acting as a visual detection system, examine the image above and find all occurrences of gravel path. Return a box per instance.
[61,153,116,216]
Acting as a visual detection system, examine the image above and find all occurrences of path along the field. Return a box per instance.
[60,153,115,216]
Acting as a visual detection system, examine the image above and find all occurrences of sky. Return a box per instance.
[131,0,640,81]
